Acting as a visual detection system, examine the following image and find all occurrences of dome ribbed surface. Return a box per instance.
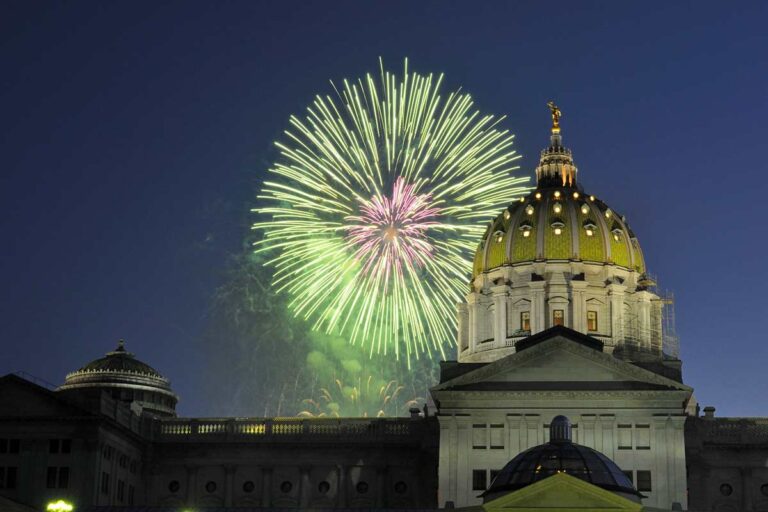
[473,188,645,278]
[484,417,639,501]
[70,341,164,379]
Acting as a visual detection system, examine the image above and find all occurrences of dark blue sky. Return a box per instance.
[2,1,766,417]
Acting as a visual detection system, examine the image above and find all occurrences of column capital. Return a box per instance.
[491,284,510,296]
[606,283,626,294]
[570,280,588,291]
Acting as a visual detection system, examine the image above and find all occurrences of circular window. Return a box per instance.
[720,483,733,496]
[280,481,293,493]
[168,480,180,493]
[206,481,217,493]
[356,481,369,494]
[761,483,768,497]
[318,481,331,494]
[394,481,408,494]
[243,480,255,493]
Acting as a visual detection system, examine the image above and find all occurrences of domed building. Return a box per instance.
[482,416,642,504]
[58,340,178,417]
[459,103,668,363]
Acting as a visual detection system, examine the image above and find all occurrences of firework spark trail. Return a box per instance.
[253,59,529,362]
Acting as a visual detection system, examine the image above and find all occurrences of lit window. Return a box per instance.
[605,208,612,218]
[612,227,622,242]
[535,192,542,199]
[553,310,564,326]
[589,195,595,201]
[525,205,534,215]
[519,197,525,203]
[554,227,562,235]
[554,191,561,198]
[552,202,562,214]
[494,230,504,243]
[521,311,531,331]
[522,230,531,238]
[587,311,598,331]
[551,220,564,235]
[573,191,580,199]
[580,203,589,215]
[503,210,511,220]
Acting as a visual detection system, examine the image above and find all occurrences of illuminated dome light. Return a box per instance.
[554,190,561,198]
[611,226,623,242]
[573,191,580,199]
[552,202,563,214]
[519,221,533,238]
[551,220,565,236]
[583,220,597,237]
[504,210,511,220]
[519,197,525,203]
[535,192,542,199]
[580,203,590,215]
[525,204,535,215]
[494,230,505,244]
[605,208,613,219]
[589,195,595,201]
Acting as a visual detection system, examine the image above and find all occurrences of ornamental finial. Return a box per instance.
[547,101,562,133]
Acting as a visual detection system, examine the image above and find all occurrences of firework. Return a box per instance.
[253,59,528,361]
[298,376,421,418]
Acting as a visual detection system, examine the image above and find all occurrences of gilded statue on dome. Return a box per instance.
[547,101,561,131]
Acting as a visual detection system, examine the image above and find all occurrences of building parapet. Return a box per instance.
[153,416,435,443]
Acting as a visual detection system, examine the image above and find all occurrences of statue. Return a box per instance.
[547,101,562,130]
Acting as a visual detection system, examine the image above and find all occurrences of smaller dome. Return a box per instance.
[59,340,178,417]
[483,416,641,503]
[77,340,164,377]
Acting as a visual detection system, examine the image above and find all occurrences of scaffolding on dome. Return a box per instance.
[619,273,680,359]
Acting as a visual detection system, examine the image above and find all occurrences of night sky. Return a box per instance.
[2,1,766,417]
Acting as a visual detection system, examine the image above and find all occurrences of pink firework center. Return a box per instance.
[345,178,441,289]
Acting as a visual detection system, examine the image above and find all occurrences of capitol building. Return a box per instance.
[1,108,767,512]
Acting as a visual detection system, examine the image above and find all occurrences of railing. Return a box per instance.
[699,418,768,445]
[155,417,428,443]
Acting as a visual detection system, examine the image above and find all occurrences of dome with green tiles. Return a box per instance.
[472,111,646,278]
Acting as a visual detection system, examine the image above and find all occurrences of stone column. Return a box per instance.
[636,291,653,350]
[491,284,509,347]
[571,281,588,333]
[529,281,546,334]
[607,283,626,353]
[224,464,235,506]
[456,303,468,353]
[185,465,198,506]
[261,467,273,507]
[337,465,347,507]
[467,293,480,354]
[299,466,311,507]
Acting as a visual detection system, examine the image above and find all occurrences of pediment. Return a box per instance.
[434,328,691,393]
[483,473,642,511]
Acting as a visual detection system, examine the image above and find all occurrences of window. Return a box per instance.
[587,311,598,331]
[623,470,633,484]
[101,472,110,495]
[168,480,180,493]
[318,481,330,494]
[0,439,20,454]
[46,467,69,489]
[472,424,486,449]
[49,439,59,453]
[243,481,255,493]
[129,460,137,474]
[635,425,650,449]
[472,469,487,491]
[119,455,127,468]
[0,467,18,489]
[128,484,135,505]
[490,424,504,449]
[355,481,368,494]
[281,480,294,493]
[521,311,531,331]
[394,481,407,494]
[636,470,652,492]
[61,439,71,453]
[553,309,564,326]
[205,481,217,493]
[618,424,632,449]
[117,479,125,502]
[720,483,733,496]
[103,445,113,460]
